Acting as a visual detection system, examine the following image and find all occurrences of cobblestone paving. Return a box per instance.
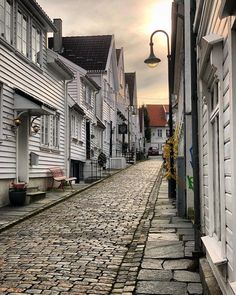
[0,159,162,294]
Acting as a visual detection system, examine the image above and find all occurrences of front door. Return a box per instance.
[86,121,91,159]
[17,115,29,183]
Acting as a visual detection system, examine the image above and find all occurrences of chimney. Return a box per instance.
[53,18,62,53]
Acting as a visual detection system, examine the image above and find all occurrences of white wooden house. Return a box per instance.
[195,1,236,293]
[56,53,103,182]
[145,104,170,155]
[49,28,120,163]
[173,0,236,294]
[0,0,73,206]
[116,48,129,156]
[125,72,140,157]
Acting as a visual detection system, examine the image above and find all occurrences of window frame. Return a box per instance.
[0,0,13,44]
[157,129,162,138]
[31,22,42,66]
[52,114,60,149]
[16,7,29,57]
[40,115,50,146]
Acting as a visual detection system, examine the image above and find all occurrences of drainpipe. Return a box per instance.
[190,0,202,254]
[65,79,73,177]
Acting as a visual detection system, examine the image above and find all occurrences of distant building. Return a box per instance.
[146,104,169,154]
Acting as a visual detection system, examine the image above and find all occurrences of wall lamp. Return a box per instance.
[11,115,40,134]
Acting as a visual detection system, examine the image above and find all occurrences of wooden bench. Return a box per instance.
[49,167,77,190]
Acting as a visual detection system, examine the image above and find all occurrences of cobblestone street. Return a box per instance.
[0,159,163,294]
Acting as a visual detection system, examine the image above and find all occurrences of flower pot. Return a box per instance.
[9,189,26,206]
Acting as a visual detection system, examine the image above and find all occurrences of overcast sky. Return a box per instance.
[37,0,172,106]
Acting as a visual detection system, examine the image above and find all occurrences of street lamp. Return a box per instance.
[144,29,175,198]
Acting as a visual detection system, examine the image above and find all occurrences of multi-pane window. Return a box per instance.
[17,9,28,56]
[0,2,42,65]
[85,86,92,105]
[31,25,41,64]
[71,113,82,140]
[81,80,93,105]
[0,0,12,43]
[71,114,76,138]
[157,129,162,137]
[52,115,59,148]
[41,115,49,146]
[41,115,60,148]
[210,82,221,241]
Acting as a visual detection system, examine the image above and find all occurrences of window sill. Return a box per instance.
[40,146,51,152]
[40,146,60,154]
[201,236,227,266]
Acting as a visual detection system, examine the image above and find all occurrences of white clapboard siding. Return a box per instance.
[198,3,234,282]
[0,35,67,179]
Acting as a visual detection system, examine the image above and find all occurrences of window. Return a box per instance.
[166,129,170,137]
[157,129,162,137]
[71,113,82,140]
[85,85,92,105]
[210,82,221,241]
[17,9,28,57]
[0,0,12,43]
[52,115,59,148]
[41,115,50,146]
[31,25,41,64]
[71,114,76,138]
[41,114,60,148]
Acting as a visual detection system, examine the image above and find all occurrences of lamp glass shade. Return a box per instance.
[144,55,161,68]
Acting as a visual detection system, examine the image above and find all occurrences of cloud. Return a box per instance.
[37,0,172,105]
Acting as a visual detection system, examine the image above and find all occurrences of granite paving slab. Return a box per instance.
[148,233,179,241]
[174,270,201,282]
[145,241,184,259]
[136,281,187,295]
[149,228,176,233]
[138,269,172,281]
[177,228,194,235]
[187,283,203,294]
[160,223,193,229]
[141,259,163,269]
[163,259,195,270]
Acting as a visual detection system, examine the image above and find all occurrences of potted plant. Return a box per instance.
[9,182,27,206]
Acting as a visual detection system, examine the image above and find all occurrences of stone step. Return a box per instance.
[27,186,39,193]
[26,191,46,204]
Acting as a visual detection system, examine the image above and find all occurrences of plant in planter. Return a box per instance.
[9,182,27,206]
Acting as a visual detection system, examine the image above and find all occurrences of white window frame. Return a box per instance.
[40,115,50,146]
[209,82,221,241]
[199,34,226,266]
[85,85,92,105]
[52,114,60,149]
[0,0,13,44]
[157,129,162,138]
[16,8,28,57]
[31,23,41,65]
[71,113,76,139]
